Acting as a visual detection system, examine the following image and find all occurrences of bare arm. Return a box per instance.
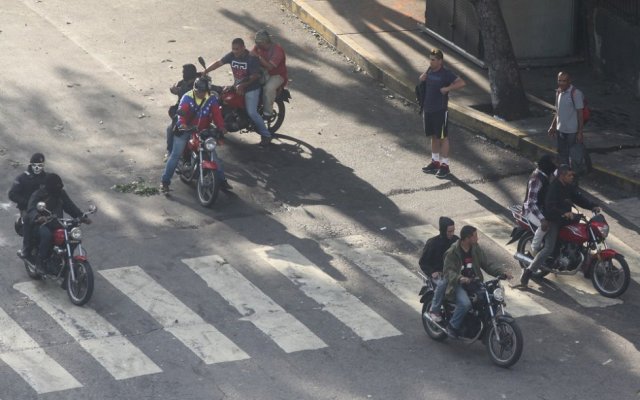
[204,60,223,74]
[440,77,465,94]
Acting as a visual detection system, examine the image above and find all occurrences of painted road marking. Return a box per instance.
[399,222,552,317]
[322,235,421,313]
[183,255,327,353]
[14,282,162,380]
[255,245,402,341]
[100,266,249,364]
[0,306,81,394]
[467,215,622,307]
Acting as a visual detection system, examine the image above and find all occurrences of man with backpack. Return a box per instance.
[548,72,586,167]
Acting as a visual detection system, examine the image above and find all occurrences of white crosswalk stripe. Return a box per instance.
[14,281,162,380]
[466,215,622,307]
[100,266,250,364]
[0,307,82,394]
[322,235,422,313]
[255,244,402,341]
[398,223,552,317]
[183,255,328,353]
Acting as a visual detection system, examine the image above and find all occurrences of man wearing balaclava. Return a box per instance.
[9,153,48,258]
[26,173,87,274]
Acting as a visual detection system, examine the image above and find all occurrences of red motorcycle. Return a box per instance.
[197,57,290,135]
[508,205,630,298]
[177,126,223,207]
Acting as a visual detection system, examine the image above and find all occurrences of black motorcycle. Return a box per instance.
[419,274,523,368]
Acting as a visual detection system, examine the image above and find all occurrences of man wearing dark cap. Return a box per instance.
[443,225,512,338]
[419,217,459,322]
[165,64,201,158]
[26,173,89,274]
[9,153,47,258]
[419,48,466,179]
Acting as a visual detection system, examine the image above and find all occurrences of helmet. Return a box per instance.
[29,152,45,175]
[44,173,64,196]
[193,77,210,93]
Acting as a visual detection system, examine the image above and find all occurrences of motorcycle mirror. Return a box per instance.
[36,202,46,212]
[197,56,206,69]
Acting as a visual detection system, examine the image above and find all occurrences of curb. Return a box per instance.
[279,0,640,194]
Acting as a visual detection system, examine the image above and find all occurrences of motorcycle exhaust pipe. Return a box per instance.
[514,253,533,266]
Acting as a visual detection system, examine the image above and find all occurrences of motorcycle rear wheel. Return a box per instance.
[265,99,285,134]
[591,254,630,298]
[517,232,549,278]
[67,260,94,306]
[197,169,220,208]
[486,319,523,368]
[421,299,447,341]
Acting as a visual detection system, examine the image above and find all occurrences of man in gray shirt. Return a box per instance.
[548,71,584,165]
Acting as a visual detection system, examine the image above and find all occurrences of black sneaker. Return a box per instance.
[435,164,450,179]
[258,136,272,147]
[422,161,440,174]
[520,268,532,286]
[160,183,170,194]
[220,179,233,192]
[446,324,460,339]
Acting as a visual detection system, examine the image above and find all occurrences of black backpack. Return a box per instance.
[415,80,426,114]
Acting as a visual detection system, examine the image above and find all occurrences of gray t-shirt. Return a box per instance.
[556,85,584,134]
[423,67,458,112]
[221,51,261,92]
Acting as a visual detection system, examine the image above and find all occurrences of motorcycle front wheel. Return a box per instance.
[517,231,549,278]
[591,254,630,298]
[67,260,94,306]
[421,299,447,341]
[265,99,285,134]
[178,157,197,185]
[486,319,523,368]
[197,169,220,208]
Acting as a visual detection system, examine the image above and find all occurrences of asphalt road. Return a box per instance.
[0,1,639,399]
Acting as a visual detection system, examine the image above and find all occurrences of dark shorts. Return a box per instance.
[423,110,448,139]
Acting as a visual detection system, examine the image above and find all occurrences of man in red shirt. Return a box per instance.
[251,29,287,117]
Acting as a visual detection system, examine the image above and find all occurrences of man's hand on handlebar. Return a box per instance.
[592,207,602,214]
[35,215,47,224]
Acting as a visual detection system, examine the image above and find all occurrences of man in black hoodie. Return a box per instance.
[419,216,458,322]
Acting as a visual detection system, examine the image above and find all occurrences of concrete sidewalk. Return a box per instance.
[278,0,640,193]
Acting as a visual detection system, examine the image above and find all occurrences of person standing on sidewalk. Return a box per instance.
[548,72,584,165]
[419,48,466,179]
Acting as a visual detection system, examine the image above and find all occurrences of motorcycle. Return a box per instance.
[177,126,223,207]
[419,273,523,368]
[197,56,291,135]
[17,202,98,306]
[508,205,630,298]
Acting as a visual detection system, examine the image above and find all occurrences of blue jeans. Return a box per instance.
[429,276,448,313]
[166,121,175,153]
[161,132,189,185]
[37,224,53,259]
[557,132,576,165]
[450,284,472,330]
[244,88,271,138]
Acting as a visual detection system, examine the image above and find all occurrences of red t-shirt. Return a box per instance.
[253,43,287,83]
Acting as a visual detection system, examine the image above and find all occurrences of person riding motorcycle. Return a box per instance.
[161,77,230,193]
[443,225,512,338]
[166,64,201,158]
[9,153,47,258]
[419,216,458,323]
[26,173,90,274]
[250,29,287,118]
[520,164,601,286]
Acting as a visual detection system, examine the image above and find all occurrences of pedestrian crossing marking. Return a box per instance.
[183,255,328,353]
[398,222,551,317]
[322,235,422,313]
[100,266,250,364]
[14,281,162,380]
[0,307,82,394]
[255,244,402,341]
[466,215,622,308]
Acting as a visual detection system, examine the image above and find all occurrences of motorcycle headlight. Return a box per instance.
[493,287,505,303]
[597,224,609,239]
[204,138,217,151]
[70,227,82,240]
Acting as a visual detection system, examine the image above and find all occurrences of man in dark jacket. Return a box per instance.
[443,225,511,338]
[419,217,458,322]
[9,153,47,257]
[166,64,200,158]
[26,173,89,274]
[520,164,600,286]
